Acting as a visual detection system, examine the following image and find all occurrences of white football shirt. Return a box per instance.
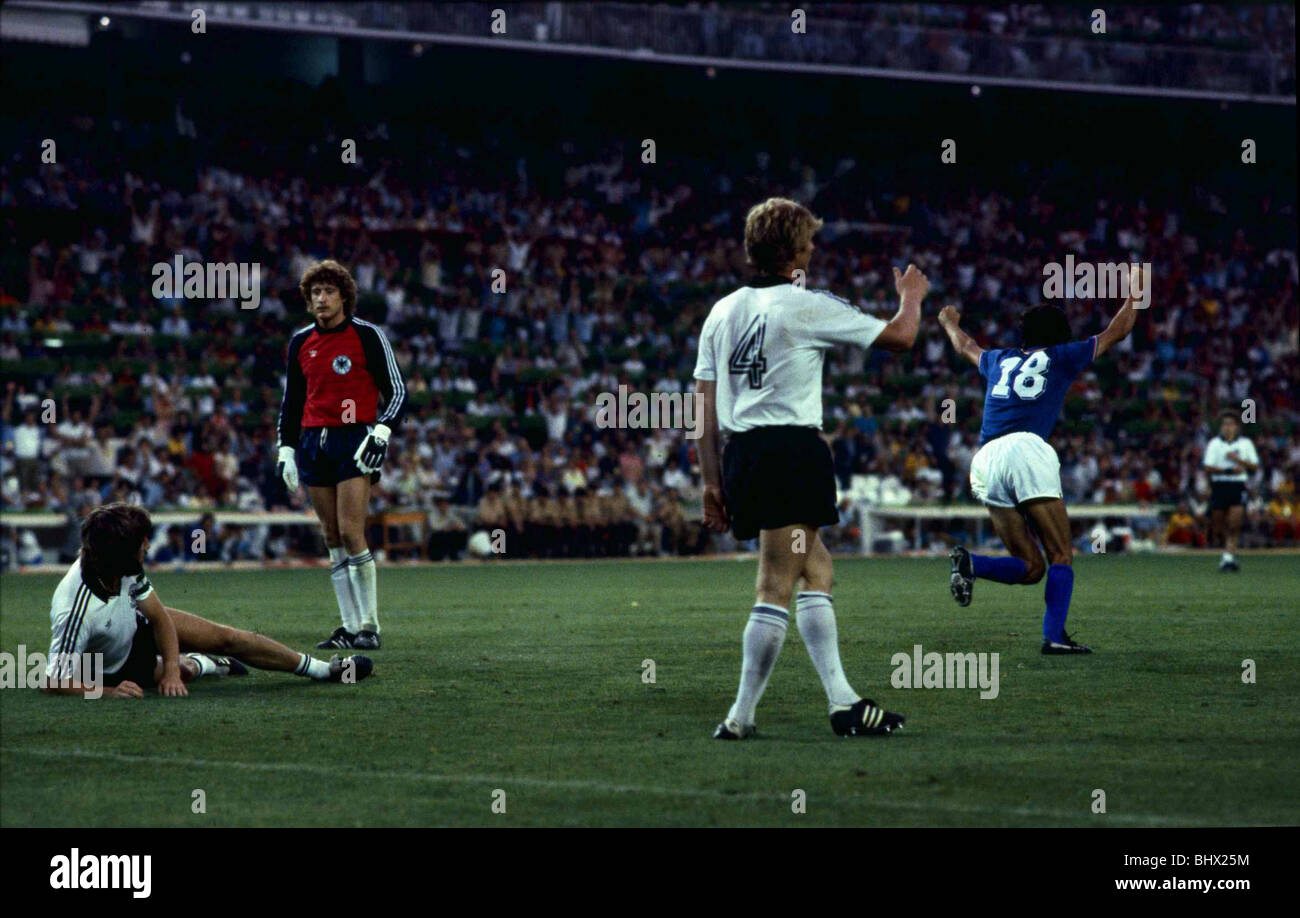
[693,280,887,433]
[1203,436,1259,482]
[46,558,155,680]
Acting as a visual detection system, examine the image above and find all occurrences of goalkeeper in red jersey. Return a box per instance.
[276,260,406,651]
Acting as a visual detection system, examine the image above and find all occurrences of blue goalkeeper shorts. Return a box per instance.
[298,425,378,488]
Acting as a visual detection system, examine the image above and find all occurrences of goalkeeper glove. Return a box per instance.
[354,423,391,475]
[277,446,299,492]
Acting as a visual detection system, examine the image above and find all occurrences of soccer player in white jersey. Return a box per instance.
[693,197,930,739]
[1202,412,1259,572]
[43,503,373,699]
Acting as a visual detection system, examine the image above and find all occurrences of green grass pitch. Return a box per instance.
[2,554,1297,827]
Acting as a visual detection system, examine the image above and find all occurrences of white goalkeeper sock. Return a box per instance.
[795,591,860,710]
[329,547,363,634]
[348,549,379,633]
[726,604,788,726]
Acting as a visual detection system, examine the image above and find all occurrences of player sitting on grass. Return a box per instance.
[43,503,373,699]
[938,264,1142,654]
[694,197,929,739]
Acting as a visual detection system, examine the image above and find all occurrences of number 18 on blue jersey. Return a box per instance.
[977,337,1096,444]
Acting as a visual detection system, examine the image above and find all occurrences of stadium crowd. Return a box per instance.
[360,3,1296,95]
[1,84,1297,567]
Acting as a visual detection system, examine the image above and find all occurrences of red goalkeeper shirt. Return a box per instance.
[277,317,406,445]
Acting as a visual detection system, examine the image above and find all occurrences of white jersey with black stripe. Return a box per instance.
[1203,436,1259,483]
[693,279,887,433]
[46,558,154,680]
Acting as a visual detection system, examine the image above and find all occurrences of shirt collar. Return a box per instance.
[314,316,352,335]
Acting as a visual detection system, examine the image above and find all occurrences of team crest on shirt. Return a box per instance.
[332,355,352,375]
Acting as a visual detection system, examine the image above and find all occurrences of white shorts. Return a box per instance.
[969,432,1063,508]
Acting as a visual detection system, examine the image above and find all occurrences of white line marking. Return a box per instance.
[1,746,1212,825]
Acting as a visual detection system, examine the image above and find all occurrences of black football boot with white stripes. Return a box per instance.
[830,698,905,737]
[315,627,356,650]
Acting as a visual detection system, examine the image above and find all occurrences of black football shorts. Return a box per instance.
[722,425,839,541]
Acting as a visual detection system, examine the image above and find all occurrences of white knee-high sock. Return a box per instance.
[348,550,379,633]
[294,653,332,680]
[795,591,860,709]
[329,547,363,634]
[726,604,789,726]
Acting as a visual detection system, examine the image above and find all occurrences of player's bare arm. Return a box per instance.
[874,264,930,351]
[136,590,188,698]
[938,305,984,366]
[1095,263,1144,357]
[694,378,728,532]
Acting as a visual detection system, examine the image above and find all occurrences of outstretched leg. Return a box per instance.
[165,607,369,681]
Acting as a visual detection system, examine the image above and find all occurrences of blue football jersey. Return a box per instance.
[977,337,1096,444]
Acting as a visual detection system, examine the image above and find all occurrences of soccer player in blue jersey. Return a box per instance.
[938,264,1142,654]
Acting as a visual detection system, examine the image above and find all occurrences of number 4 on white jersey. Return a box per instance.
[728,315,767,389]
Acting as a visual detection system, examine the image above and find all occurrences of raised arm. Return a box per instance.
[937,306,984,367]
[874,264,930,352]
[1095,263,1145,358]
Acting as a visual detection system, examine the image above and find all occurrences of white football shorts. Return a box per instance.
[969,431,1062,508]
